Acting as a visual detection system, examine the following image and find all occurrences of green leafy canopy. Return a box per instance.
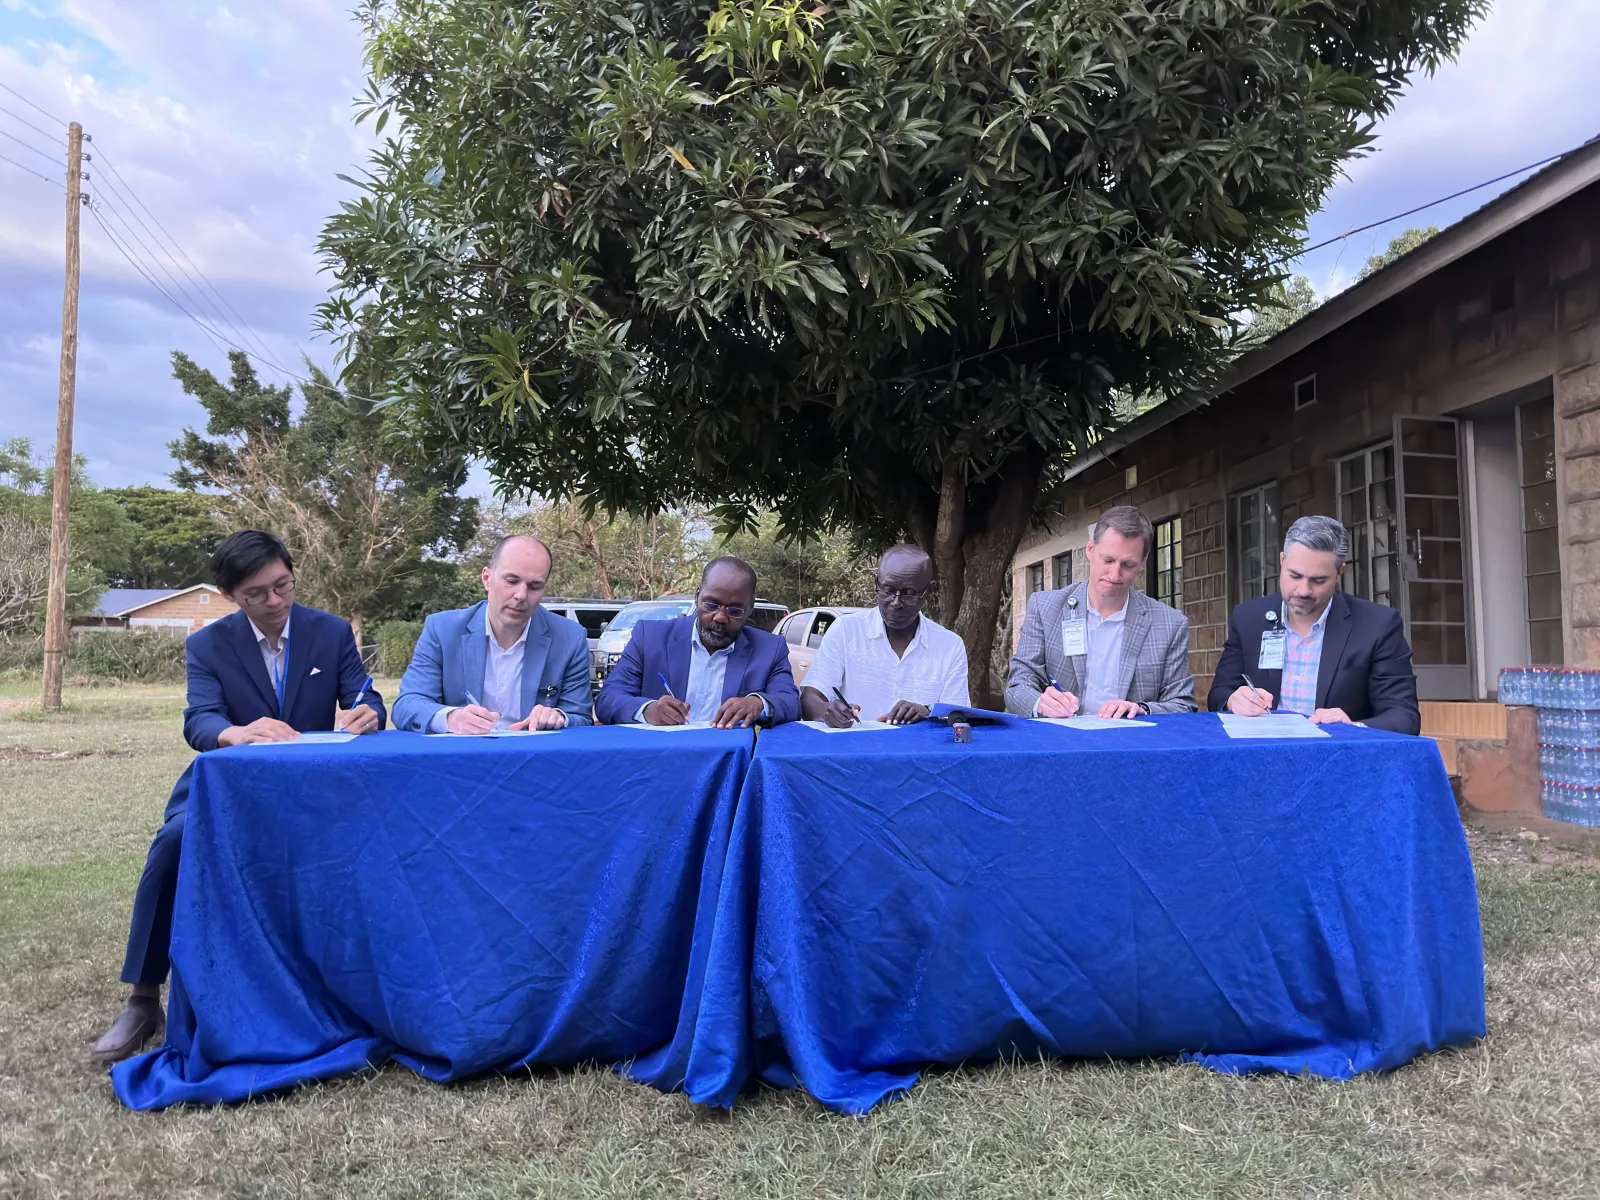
[317,0,1481,688]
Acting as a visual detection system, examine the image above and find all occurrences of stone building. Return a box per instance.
[1012,138,1600,726]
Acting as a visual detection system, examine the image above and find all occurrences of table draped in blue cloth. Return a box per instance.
[112,727,753,1111]
[664,714,1486,1115]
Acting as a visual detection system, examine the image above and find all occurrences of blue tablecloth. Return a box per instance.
[670,714,1486,1114]
[112,727,753,1110]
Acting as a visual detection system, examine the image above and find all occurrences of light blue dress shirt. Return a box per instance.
[635,623,771,723]
[1080,601,1129,714]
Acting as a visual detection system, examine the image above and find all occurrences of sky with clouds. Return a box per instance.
[2,0,1599,493]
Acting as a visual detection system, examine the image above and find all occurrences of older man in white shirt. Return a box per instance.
[800,545,970,726]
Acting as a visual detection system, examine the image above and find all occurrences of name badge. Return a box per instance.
[1258,629,1287,671]
[1061,617,1087,657]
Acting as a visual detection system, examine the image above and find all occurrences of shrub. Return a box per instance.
[374,621,423,676]
[68,629,188,684]
[0,634,43,678]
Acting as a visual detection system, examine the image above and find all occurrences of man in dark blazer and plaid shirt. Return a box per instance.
[1006,505,1197,720]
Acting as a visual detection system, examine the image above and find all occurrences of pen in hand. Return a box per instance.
[830,686,858,725]
[1240,673,1272,712]
[656,672,677,700]
[340,674,374,731]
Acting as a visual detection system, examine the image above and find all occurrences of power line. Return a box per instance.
[89,186,240,354]
[90,167,291,375]
[1277,147,1579,264]
[0,102,61,144]
[887,138,1595,385]
[91,142,282,367]
[86,200,234,360]
[0,150,62,189]
[0,81,68,128]
[0,126,62,166]
[83,197,392,406]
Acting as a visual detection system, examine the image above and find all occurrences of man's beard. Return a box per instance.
[700,621,736,650]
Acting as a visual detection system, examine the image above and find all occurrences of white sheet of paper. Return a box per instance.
[1219,713,1330,739]
[1033,717,1156,730]
[431,728,563,738]
[236,730,357,745]
[798,719,905,733]
[622,722,717,731]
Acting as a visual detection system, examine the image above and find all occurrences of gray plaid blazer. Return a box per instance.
[1005,583,1196,716]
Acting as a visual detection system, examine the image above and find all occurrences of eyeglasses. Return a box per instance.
[697,597,749,620]
[876,584,928,603]
[238,576,296,607]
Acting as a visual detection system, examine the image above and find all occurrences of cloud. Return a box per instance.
[1298,0,1600,297]
[3,0,1599,490]
[0,1,375,487]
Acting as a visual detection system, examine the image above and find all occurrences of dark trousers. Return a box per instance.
[120,767,192,987]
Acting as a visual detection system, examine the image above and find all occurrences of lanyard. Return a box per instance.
[271,629,289,716]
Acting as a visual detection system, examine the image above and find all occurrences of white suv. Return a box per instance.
[775,607,869,686]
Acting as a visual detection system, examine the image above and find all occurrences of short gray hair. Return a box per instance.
[1090,505,1154,553]
[1283,516,1350,568]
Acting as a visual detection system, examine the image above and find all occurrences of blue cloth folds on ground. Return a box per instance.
[667,714,1486,1114]
[112,727,752,1110]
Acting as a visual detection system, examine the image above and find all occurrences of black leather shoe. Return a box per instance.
[90,997,164,1065]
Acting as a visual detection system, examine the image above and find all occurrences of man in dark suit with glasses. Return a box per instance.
[90,530,385,1064]
[596,556,801,727]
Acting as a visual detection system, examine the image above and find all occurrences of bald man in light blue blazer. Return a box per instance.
[393,535,593,733]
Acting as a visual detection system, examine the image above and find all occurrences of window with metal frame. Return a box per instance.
[1228,485,1280,605]
[1334,442,1400,610]
[1051,550,1073,590]
[1151,517,1183,610]
[1025,561,1045,602]
[1518,397,1562,665]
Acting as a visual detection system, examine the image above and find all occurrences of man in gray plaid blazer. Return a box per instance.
[1006,505,1197,718]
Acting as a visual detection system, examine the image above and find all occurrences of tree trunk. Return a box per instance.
[949,449,1047,707]
[933,460,966,624]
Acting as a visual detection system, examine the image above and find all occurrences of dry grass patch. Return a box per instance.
[0,688,1597,1199]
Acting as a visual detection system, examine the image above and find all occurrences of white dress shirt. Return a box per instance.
[803,609,969,720]
[429,620,529,732]
[248,612,291,715]
[481,620,529,729]
[1080,599,1129,713]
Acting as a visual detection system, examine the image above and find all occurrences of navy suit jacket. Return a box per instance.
[1207,591,1421,735]
[168,604,387,815]
[392,601,594,731]
[595,615,801,725]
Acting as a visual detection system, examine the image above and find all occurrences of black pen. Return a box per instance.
[831,686,858,725]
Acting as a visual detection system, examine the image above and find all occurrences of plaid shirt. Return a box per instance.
[1279,603,1331,717]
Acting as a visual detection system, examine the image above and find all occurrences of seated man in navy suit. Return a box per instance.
[1209,515,1420,734]
[392,534,593,734]
[596,556,801,727]
[91,530,386,1064]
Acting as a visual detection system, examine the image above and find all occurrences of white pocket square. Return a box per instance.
[309,667,321,676]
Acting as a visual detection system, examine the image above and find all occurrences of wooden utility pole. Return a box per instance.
[42,122,83,712]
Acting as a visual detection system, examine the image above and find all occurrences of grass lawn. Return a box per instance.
[1,682,1597,1199]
